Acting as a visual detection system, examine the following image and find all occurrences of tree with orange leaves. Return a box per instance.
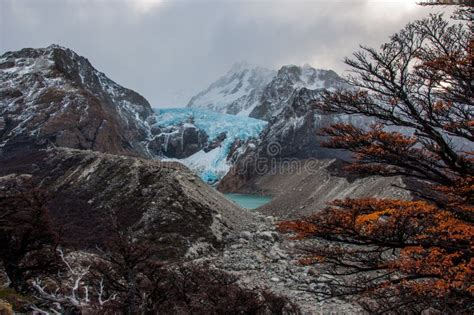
[279,4,473,313]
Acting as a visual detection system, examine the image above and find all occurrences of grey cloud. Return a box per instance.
[0,0,445,107]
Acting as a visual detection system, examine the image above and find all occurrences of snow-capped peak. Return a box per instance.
[187,63,276,116]
[187,62,346,121]
[46,44,70,52]
[0,45,154,157]
[247,64,347,120]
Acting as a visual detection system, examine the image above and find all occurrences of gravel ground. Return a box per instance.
[202,213,365,315]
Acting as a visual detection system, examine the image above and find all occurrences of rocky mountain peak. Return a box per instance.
[187,62,346,121]
[277,64,302,76]
[0,45,154,158]
[275,64,344,91]
[247,64,346,120]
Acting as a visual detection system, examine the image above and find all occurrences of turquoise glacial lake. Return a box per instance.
[225,193,272,210]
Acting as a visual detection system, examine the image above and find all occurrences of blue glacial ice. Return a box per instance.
[153,108,267,183]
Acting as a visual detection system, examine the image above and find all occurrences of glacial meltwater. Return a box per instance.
[224,193,272,210]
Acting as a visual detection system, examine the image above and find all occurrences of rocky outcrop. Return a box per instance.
[0,45,155,158]
[249,64,346,121]
[148,123,209,159]
[0,147,254,259]
[203,131,227,152]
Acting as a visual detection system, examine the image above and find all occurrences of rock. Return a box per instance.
[238,238,248,244]
[266,215,276,223]
[257,231,278,242]
[147,137,163,155]
[421,307,442,315]
[240,231,253,240]
[150,125,162,135]
[230,244,243,250]
[0,301,13,315]
[158,124,209,159]
[204,131,227,152]
[226,138,243,161]
[270,277,280,283]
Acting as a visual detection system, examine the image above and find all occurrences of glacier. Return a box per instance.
[153,108,267,183]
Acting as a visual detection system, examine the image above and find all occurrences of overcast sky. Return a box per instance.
[1,0,445,107]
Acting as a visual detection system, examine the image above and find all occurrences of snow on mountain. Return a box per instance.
[248,64,347,120]
[153,108,267,183]
[0,45,155,157]
[187,62,347,121]
[181,63,351,184]
[187,61,276,116]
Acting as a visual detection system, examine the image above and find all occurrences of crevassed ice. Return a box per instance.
[153,108,267,183]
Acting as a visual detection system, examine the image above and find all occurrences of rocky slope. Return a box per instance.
[0,147,254,259]
[187,61,276,116]
[217,87,369,192]
[204,213,364,314]
[221,159,411,218]
[0,45,155,158]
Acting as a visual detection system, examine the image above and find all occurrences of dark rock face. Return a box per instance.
[204,131,227,152]
[0,45,155,158]
[218,88,368,192]
[249,65,347,121]
[0,147,252,259]
[148,124,209,159]
[256,88,364,159]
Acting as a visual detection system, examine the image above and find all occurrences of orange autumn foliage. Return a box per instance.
[280,8,473,314]
[279,198,473,311]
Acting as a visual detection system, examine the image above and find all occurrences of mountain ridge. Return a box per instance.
[187,62,347,121]
[0,44,155,158]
